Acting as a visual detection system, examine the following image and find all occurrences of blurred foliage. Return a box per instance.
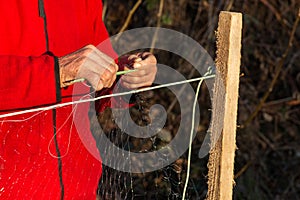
[145,0,160,10]
[100,0,300,199]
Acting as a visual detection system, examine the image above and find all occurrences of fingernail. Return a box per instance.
[128,55,138,60]
[135,58,142,62]
[133,63,142,68]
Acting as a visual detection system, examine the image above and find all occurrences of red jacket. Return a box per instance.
[0,0,116,199]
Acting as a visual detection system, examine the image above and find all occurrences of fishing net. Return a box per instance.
[94,92,210,199]
[90,53,214,199]
[88,24,216,199]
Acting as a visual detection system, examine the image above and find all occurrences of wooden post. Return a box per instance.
[206,12,242,200]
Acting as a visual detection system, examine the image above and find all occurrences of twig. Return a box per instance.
[225,0,234,11]
[150,0,164,53]
[259,0,290,28]
[263,97,295,107]
[234,161,251,179]
[102,0,107,21]
[242,8,300,128]
[234,161,252,179]
[114,0,142,41]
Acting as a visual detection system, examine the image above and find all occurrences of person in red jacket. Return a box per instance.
[0,0,157,199]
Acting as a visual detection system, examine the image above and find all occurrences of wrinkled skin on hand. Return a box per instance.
[59,45,157,92]
[58,44,118,91]
[119,52,157,89]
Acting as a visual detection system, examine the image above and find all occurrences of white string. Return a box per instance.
[182,67,214,199]
[181,76,204,200]
[0,110,46,123]
[47,104,76,158]
[0,74,215,119]
[47,93,93,158]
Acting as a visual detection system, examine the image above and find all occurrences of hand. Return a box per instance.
[120,52,157,89]
[58,45,118,91]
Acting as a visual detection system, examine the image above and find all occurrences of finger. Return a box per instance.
[121,74,152,86]
[128,54,140,61]
[82,60,115,89]
[134,57,142,63]
[77,58,102,78]
[129,55,142,63]
[89,46,119,72]
[123,62,156,77]
[121,69,156,89]
[106,62,118,75]
[131,54,156,70]
[107,67,117,86]
[100,76,113,89]
[100,68,116,88]
[84,51,118,83]
[139,52,151,59]
[120,80,141,89]
[121,76,144,85]
[86,45,115,64]
[121,69,147,78]
[121,79,152,89]
[132,62,142,69]
[87,71,104,91]
[96,79,104,91]
[138,56,157,66]
[88,51,118,74]
[123,65,131,71]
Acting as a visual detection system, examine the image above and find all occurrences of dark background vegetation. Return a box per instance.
[98,0,300,199]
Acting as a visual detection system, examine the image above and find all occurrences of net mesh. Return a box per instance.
[94,85,211,199]
[0,74,211,199]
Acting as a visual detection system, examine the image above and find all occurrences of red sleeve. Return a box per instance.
[92,0,117,59]
[0,54,61,111]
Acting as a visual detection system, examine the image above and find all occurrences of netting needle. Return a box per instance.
[67,69,137,84]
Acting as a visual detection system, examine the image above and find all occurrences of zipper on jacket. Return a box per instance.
[38,1,65,199]
[38,0,49,51]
